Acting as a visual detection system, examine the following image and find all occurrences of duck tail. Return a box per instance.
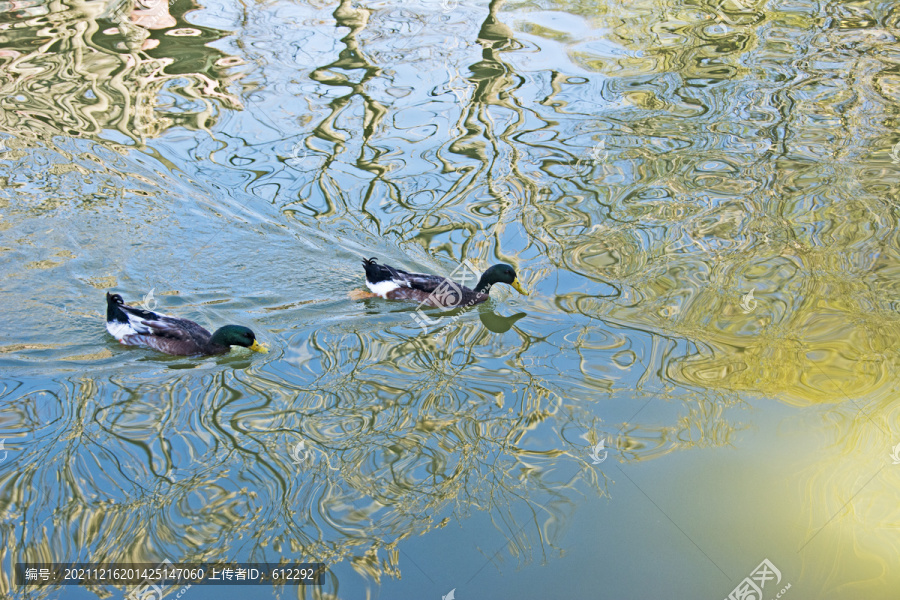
[362,257,392,283]
[106,292,127,323]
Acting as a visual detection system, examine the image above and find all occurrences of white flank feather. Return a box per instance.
[366,280,401,297]
[106,306,172,341]
[106,320,140,341]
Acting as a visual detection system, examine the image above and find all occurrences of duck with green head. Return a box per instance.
[360,258,527,307]
[105,292,269,356]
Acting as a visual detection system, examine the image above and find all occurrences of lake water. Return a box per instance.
[1,0,899,598]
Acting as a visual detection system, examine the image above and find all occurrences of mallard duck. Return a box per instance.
[105,292,269,356]
[360,258,527,308]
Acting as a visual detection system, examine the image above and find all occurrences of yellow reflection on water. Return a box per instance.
[0,0,244,145]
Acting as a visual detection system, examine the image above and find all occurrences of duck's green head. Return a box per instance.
[476,264,528,295]
[211,325,269,353]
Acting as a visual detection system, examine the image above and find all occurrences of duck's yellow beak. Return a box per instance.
[511,279,528,295]
[249,340,269,353]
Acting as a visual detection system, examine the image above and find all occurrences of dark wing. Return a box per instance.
[121,315,215,355]
[138,314,212,345]
[362,257,456,294]
[118,304,162,332]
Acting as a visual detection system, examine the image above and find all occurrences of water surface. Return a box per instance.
[1,0,899,598]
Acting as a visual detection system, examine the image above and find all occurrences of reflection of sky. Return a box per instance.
[1,0,900,598]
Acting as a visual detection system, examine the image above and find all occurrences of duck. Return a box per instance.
[359,257,527,308]
[105,292,269,356]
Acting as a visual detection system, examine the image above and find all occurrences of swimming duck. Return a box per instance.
[105,292,268,356]
[360,258,527,308]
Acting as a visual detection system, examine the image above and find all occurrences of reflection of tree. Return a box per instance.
[441,0,553,266]
[0,336,610,598]
[0,319,743,598]
[0,0,243,145]
[282,0,388,221]
[514,0,900,405]
[308,2,386,160]
[280,0,555,271]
